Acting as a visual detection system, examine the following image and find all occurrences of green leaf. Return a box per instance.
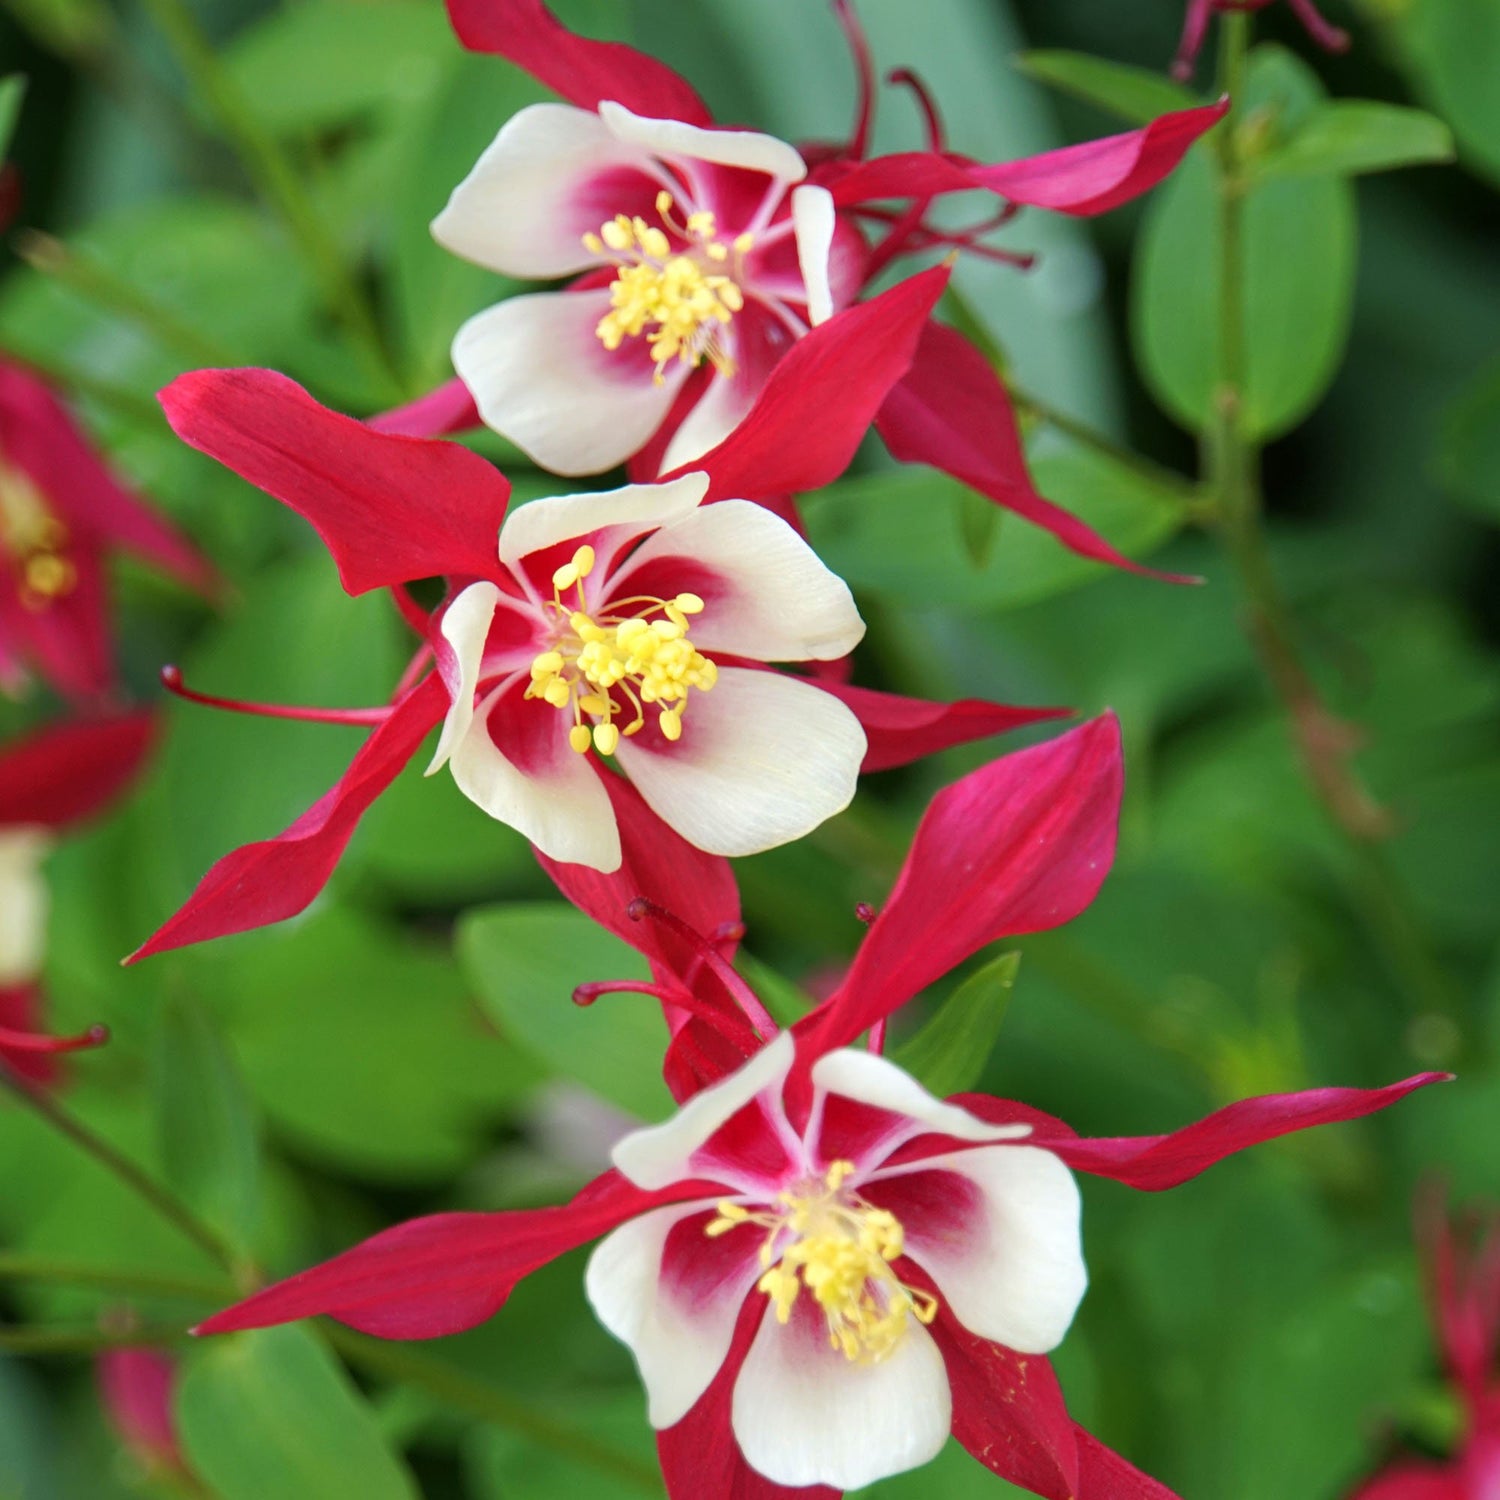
[151,992,262,1258]
[1440,356,1500,521]
[176,1326,419,1500]
[1013,50,1201,127]
[0,76,25,162]
[1131,45,1356,441]
[1254,101,1454,180]
[457,903,673,1120]
[1400,0,1500,185]
[892,952,1020,1098]
[0,1357,56,1500]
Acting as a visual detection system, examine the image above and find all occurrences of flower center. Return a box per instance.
[708,1160,939,1363]
[0,454,76,610]
[585,191,752,385]
[525,544,718,756]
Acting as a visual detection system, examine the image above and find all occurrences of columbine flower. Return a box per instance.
[420,0,1229,573]
[130,352,1063,959]
[1348,1190,1500,1500]
[0,711,154,1082]
[0,359,215,701]
[98,1348,187,1480]
[191,716,1448,1497]
[1172,0,1350,82]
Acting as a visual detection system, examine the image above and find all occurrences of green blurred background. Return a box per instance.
[1,0,1497,1495]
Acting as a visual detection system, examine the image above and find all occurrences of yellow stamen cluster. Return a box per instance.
[526,544,717,755]
[707,1160,939,1363]
[584,192,754,384]
[0,455,76,610]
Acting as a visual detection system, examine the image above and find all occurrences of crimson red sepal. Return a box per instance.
[672,266,950,504]
[658,1296,842,1500]
[366,378,481,439]
[0,360,218,598]
[443,0,713,127]
[876,322,1193,581]
[535,774,740,992]
[952,1074,1451,1191]
[930,1316,1081,1499]
[127,674,448,962]
[195,1169,709,1340]
[0,545,113,701]
[1348,1466,1465,1500]
[157,370,511,595]
[966,99,1229,216]
[806,681,1071,773]
[803,714,1123,1056]
[0,710,156,828]
[1074,1427,1183,1499]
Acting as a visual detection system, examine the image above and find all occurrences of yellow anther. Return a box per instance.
[686,210,717,236]
[659,709,682,742]
[1,454,76,608]
[673,593,704,614]
[543,679,572,709]
[655,189,674,215]
[530,651,564,680]
[568,724,594,755]
[592,722,620,756]
[732,231,755,255]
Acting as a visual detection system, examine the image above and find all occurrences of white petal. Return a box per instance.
[432,103,657,278]
[426,581,502,775]
[609,499,864,662]
[614,667,864,857]
[732,1301,950,1489]
[812,1049,1035,1146]
[453,291,687,475]
[497,472,709,569]
[448,686,621,871]
[791,185,836,326]
[657,369,758,476]
[612,1032,796,1190]
[0,828,51,986]
[600,101,806,184]
[585,1198,761,1428]
[889,1146,1086,1354]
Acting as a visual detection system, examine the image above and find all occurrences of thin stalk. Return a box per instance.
[15,230,236,369]
[326,1327,665,1494]
[1204,18,1459,1037]
[0,1072,237,1273]
[0,1254,232,1302]
[132,0,404,402]
[0,1321,193,1354]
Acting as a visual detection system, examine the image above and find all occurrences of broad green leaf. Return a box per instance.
[1013,50,1200,127]
[1399,0,1500,185]
[1132,46,1356,441]
[0,76,24,162]
[458,903,673,1119]
[176,1326,419,1500]
[892,952,1021,1097]
[1254,101,1454,180]
[151,992,262,1257]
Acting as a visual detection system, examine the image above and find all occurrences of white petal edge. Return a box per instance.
[426,581,502,775]
[732,1305,950,1489]
[447,692,621,871]
[791,185,836,326]
[608,499,864,662]
[812,1048,1035,1145]
[0,828,51,986]
[453,291,687,475]
[600,101,806,183]
[657,366,759,476]
[884,1145,1086,1355]
[613,1032,796,1191]
[432,103,656,278]
[614,667,865,857]
[498,472,710,570]
[585,1197,761,1428]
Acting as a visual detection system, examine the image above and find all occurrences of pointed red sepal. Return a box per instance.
[158,369,511,595]
[443,0,713,127]
[658,1298,842,1500]
[0,710,157,829]
[803,714,1123,1055]
[806,681,1071,773]
[877,321,1194,580]
[127,674,448,962]
[195,1170,702,1340]
[672,266,950,504]
[366,378,481,439]
[1073,1427,1183,1499]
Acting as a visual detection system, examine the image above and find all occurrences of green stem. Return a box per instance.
[0,1254,232,1302]
[1204,19,1459,1040]
[326,1327,664,1494]
[0,1073,237,1274]
[0,340,165,425]
[131,0,404,402]
[15,230,236,370]
[0,1320,193,1354]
